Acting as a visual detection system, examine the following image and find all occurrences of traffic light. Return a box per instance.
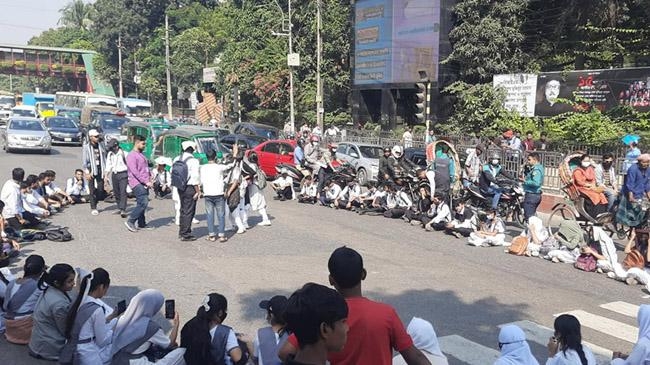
[415,82,427,123]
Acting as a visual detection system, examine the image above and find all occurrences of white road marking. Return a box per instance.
[600,301,639,318]
[438,335,499,365]
[556,310,637,343]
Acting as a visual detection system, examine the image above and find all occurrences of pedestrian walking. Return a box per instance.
[172,140,201,241]
[125,135,152,232]
[81,129,106,216]
[246,154,272,226]
[200,149,235,242]
[105,139,129,218]
[521,152,544,221]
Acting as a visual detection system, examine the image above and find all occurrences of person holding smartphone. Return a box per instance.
[110,289,184,365]
[546,314,596,365]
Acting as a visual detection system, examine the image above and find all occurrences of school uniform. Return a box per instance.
[3,278,43,344]
[73,297,116,365]
[106,149,129,212]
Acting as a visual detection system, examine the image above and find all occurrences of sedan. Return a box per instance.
[1,117,52,154]
[219,134,267,151]
[246,139,297,178]
[335,142,384,185]
[44,117,82,146]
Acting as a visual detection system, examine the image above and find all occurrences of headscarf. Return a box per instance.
[639,305,650,340]
[111,289,164,355]
[494,325,539,365]
[407,317,448,363]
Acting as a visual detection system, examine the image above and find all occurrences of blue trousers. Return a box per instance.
[205,195,226,237]
[128,184,148,227]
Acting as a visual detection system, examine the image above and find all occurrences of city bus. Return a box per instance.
[54,92,118,110]
[118,97,152,120]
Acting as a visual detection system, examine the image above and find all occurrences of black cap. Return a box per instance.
[259,295,288,316]
[383,147,391,152]
[107,138,119,149]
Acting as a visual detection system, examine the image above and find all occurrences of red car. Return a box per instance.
[247,139,297,178]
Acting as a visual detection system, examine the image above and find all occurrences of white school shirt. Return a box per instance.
[326,184,342,200]
[545,345,596,365]
[130,328,171,355]
[272,176,294,189]
[45,182,64,195]
[1,180,23,217]
[66,178,90,196]
[151,168,171,186]
[105,150,128,174]
[173,152,201,186]
[22,192,47,216]
[300,183,318,197]
[76,297,117,365]
[430,203,451,224]
[200,162,234,196]
[6,280,43,319]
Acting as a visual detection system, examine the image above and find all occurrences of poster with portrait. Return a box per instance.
[534,68,650,117]
[493,74,538,117]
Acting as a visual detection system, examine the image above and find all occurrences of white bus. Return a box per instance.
[118,98,152,119]
[54,92,118,109]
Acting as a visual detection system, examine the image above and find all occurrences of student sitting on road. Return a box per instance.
[0,200,21,259]
[335,181,362,210]
[181,293,253,365]
[1,168,41,231]
[65,169,90,204]
[26,174,56,213]
[517,215,556,257]
[403,186,432,226]
[298,176,318,204]
[271,168,295,201]
[424,194,452,232]
[493,324,538,365]
[151,157,172,198]
[253,295,290,365]
[282,283,349,365]
[43,170,73,207]
[392,317,448,365]
[357,182,387,213]
[21,180,51,219]
[612,304,650,364]
[36,172,62,211]
[111,289,184,365]
[546,314,596,365]
[383,184,413,218]
[320,180,342,206]
[29,264,76,361]
[467,209,506,247]
[444,200,476,238]
[3,255,46,344]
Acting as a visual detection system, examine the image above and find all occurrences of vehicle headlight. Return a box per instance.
[8,134,19,141]
[43,135,51,142]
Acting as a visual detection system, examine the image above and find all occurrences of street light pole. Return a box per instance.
[287,0,295,133]
[316,0,323,130]
[117,34,123,99]
[165,13,173,120]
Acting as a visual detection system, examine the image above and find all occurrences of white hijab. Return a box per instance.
[494,325,539,365]
[111,289,164,355]
[407,317,448,364]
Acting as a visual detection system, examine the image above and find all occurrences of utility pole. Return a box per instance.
[117,34,123,99]
[287,0,295,133]
[316,0,323,130]
[165,13,173,120]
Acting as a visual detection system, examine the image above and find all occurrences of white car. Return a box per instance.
[11,105,38,118]
[1,117,52,154]
[335,142,384,185]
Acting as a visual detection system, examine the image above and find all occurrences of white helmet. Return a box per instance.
[391,145,403,158]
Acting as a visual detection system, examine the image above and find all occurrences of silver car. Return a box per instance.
[335,142,384,185]
[1,117,52,154]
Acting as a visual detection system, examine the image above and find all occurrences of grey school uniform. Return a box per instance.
[29,288,73,360]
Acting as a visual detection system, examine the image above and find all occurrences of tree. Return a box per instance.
[58,0,96,30]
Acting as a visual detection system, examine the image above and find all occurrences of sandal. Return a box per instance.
[219,237,228,243]
[206,236,217,242]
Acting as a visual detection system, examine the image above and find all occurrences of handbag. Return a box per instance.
[508,236,529,256]
[225,164,241,212]
[623,249,646,269]
[574,254,597,272]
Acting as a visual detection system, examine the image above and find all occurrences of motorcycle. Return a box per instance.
[464,178,526,228]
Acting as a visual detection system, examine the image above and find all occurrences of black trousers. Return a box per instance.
[111,171,128,211]
[178,186,197,238]
[317,168,333,194]
[88,176,105,210]
[6,212,39,231]
[383,208,407,218]
[153,182,171,198]
[445,226,473,237]
[276,186,293,199]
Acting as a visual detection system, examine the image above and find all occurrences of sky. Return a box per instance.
[0,0,91,45]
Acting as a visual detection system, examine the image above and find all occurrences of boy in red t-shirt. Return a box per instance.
[279,246,432,365]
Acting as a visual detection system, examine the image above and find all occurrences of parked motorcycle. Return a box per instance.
[464,178,526,228]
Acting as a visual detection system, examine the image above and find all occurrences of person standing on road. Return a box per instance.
[173,140,201,241]
[279,246,431,365]
[81,129,107,216]
[125,135,152,232]
[317,144,339,197]
[303,135,322,178]
[105,139,129,218]
[378,147,394,183]
[521,152,544,221]
[200,149,236,242]
[402,127,413,149]
[246,153,272,227]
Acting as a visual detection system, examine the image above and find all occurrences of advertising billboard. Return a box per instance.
[535,68,650,117]
[493,74,538,117]
[354,0,441,86]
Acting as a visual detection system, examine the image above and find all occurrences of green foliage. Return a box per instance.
[246,109,285,128]
[544,111,623,146]
[442,82,509,134]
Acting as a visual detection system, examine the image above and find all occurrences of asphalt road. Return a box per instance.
[0,146,645,365]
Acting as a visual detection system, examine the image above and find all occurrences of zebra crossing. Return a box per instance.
[437,301,641,365]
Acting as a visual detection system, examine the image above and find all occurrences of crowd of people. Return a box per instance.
[4,246,648,365]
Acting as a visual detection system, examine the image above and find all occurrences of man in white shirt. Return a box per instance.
[320,180,341,206]
[151,157,172,199]
[200,149,236,242]
[105,139,129,217]
[174,141,201,241]
[270,169,294,201]
[43,170,72,207]
[1,168,38,230]
[402,127,413,149]
[66,169,90,204]
[21,181,50,218]
[424,194,452,231]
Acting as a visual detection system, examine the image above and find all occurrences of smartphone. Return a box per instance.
[164,299,175,319]
[117,300,127,315]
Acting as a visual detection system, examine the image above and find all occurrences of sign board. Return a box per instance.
[287,53,300,67]
[492,74,538,117]
[202,67,217,83]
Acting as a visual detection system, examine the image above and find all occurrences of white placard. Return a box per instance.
[202,67,217,83]
[287,53,300,67]
[493,73,538,117]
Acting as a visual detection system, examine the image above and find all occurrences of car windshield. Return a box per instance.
[10,120,43,131]
[59,111,81,119]
[100,118,128,131]
[38,103,54,111]
[257,127,278,139]
[0,96,16,107]
[196,137,228,154]
[359,146,384,159]
[88,97,118,107]
[124,105,151,117]
[12,109,35,117]
[49,118,77,129]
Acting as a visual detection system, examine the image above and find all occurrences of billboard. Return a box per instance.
[493,74,538,117]
[535,68,650,116]
[354,0,441,86]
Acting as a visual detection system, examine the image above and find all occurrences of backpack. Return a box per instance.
[508,236,528,256]
[556,220,585,250]
[45,227,73,242]
[171,156,191,191]
[255,168,267,190]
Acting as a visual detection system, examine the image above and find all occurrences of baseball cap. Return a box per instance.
[259,295,288,316]
[88,129,100,137]
[181,140,197,151]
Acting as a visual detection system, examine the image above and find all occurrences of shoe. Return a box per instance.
[411,220,421,226]
[237,227,246,234]
[402,216,410,222]
[206,235,217,242]
[192,218,199,224]
[424,224,433,232]
[112,210,121,215]
[551,257,560,263]
[606,272,616,279]
[596,267,604,274]
[124,221,137,233]
[626,277,638,285]
[91,210,99,216]
[258,220,271,226]
[219,236,228,242]
[452,232,461,239]
[120,210,128,218]
[138,225,154,231]
[180,235,197,242]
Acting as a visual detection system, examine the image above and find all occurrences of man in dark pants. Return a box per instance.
[317,144,338,197]
[106,139,129,217]
[125,135,152,232]
[521,152,544,221]
[81,129,107,216]
[1,168,39,231]
[176,141,201,241]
